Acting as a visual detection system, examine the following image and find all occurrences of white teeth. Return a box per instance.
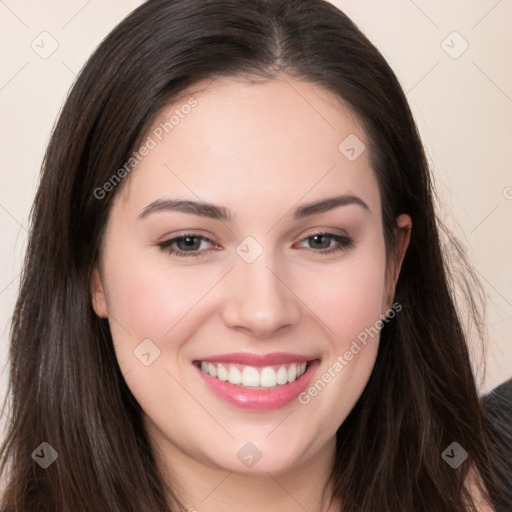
[276,366,288,385]
[228,366,242,384]
[207,363,217,378]
[242,366,260,387]
[260,367,277,388]
[287,364,297,382]
[217,365,229,381]
[198,361,310,388]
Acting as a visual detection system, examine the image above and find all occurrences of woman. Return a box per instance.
[0,0,509,510]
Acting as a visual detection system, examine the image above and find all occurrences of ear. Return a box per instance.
[384,214,412,311]
[90,266,108,318]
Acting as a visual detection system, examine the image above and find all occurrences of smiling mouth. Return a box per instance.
[193,360,315,389]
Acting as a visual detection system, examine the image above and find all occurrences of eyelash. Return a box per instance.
[157,232,354,258]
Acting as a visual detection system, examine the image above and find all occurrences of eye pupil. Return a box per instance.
[178,236,200,250]
[310,234,330,249]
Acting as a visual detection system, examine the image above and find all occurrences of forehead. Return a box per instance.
[117,75,380,218]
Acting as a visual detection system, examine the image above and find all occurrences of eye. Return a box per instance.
[157,231,354,258]
[158,234,216,257]
[295,232,354,255]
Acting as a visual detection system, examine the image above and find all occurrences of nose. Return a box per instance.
[221,254,301,338]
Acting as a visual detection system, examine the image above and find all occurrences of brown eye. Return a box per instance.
[158,234,215,257]
[296,232,354,255]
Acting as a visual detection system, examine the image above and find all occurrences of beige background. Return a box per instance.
[1,0,511,426]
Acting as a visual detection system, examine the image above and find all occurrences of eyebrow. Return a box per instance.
[138,194,370,221]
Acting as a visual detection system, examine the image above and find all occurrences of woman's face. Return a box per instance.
[91,75,410,476]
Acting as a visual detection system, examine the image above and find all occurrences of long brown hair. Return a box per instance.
[0,0,506,510]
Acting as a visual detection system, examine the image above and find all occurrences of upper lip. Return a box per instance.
[194,352,318,366]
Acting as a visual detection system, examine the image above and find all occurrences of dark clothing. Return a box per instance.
[482,377,512,512]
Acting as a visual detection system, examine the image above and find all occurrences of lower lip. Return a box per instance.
[195,360,320,411]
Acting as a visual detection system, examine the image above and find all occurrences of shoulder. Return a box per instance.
[482,377,512,416]
[482,377,512,462]
[480,378,512,512]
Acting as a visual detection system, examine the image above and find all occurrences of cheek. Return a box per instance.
[104,252,214,340]
[300,249,388,347]
[101,253,207,416]
[293,251,386,427]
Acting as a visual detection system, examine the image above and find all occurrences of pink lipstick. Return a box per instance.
[193,352,320,410]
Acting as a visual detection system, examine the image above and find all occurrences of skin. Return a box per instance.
[91,75,412,511]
